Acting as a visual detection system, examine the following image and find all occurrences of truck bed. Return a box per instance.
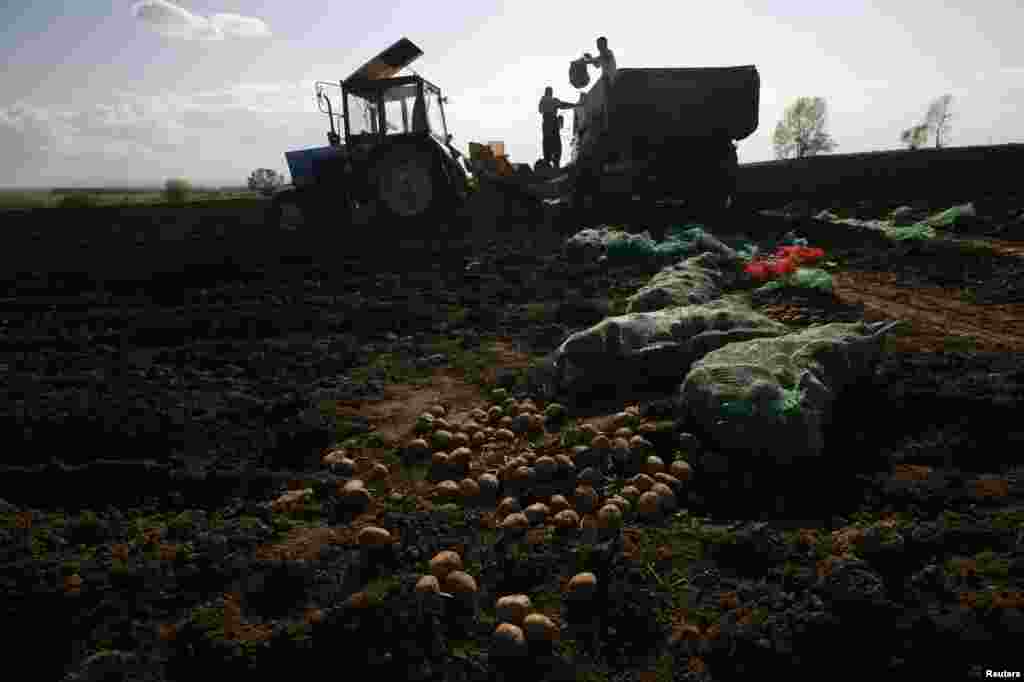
[575,65,760,156]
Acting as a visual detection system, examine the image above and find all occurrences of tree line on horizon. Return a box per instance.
[771,94,959,160]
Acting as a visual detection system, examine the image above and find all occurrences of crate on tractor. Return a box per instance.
[267,38,472,236]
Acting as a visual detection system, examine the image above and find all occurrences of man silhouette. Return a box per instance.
[582,37,617,86]
[538,86,575,169]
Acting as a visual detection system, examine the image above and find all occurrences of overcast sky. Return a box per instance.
[2,0,1022,188]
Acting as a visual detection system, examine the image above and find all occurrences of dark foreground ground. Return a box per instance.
[2,196,1023,681]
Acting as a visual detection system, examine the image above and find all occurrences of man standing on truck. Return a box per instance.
[582,37,617,86]
[539,86,576,169]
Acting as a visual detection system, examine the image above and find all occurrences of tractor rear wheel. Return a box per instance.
[373,141,450,227]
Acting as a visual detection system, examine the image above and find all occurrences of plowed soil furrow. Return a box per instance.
[834,271,1024,353]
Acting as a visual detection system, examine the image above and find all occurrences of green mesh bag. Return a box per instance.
[925,203,975,228]
[884,223,936,242]
[758,268,834,293]
[720,386,804,422]
[605,232,658,259]
[789,268,834,292]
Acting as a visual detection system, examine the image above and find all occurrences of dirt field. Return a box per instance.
[1,198,1022,681]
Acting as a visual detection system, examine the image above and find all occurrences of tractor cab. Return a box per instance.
[340,76,451,158]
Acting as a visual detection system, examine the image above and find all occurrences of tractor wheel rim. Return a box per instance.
[382,159,433,217]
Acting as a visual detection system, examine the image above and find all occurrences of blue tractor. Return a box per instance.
[268,38,471,233]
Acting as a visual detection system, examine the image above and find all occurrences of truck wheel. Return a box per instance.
[373,141,450,225]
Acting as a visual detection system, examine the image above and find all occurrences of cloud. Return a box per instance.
[0,83,331,186]
[0,104,61,183]
[131,0,271,41]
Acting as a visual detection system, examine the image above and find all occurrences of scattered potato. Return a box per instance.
[406,438,430,459]
[524,502,550,525]
[357,526,392,548]
[444,570,478,595]
[492,623,527,657]
[496,594,533,626]
[434,480,460,500]
[501,512,530,532]
[534,455,557,478]
[549,494,571,514]
[459,477,481,500]
[567,572,597,600]
[630,474,655,492]
[597,504,623,530]
[523,613,559,642]
[637,491,661,518]
[651,482,677,511]
[669,460,693,482]
[575,485,599,514]
[450,447,473,468]
[416,575,441,595]
[430,550,463,580]
[619,485,640,502]
[553,509,581,530]
[322,449,346,466]
[497,497,522,517]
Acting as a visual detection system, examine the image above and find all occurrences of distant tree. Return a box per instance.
[164,178,191,204]
[247,168,285,196]
[900,123,930,150]
[925,94,954,148]
[772,97,838,159]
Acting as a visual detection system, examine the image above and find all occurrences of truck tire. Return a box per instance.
[372,140,451,226]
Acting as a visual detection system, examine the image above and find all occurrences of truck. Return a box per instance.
[566,65,760,216]
[268,38,471,232]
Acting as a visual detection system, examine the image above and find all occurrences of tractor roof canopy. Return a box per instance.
[343,38,423,86]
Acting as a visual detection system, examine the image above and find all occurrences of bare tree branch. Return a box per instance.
[925,94,954,148]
